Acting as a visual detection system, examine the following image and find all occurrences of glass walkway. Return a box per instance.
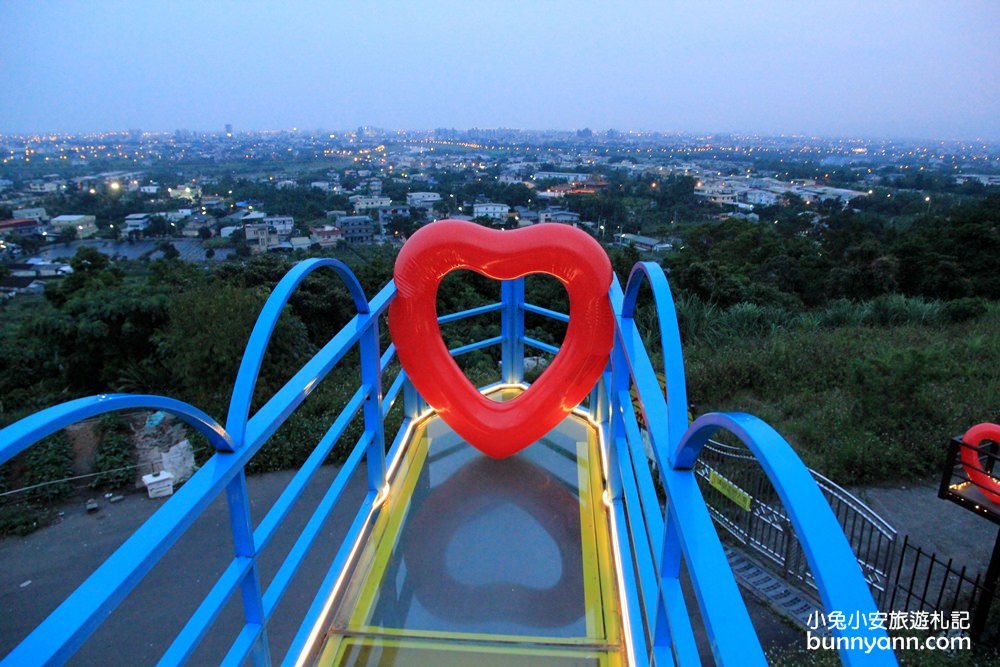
[310,390,624,666]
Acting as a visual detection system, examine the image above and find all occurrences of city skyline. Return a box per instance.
[2,1,999,142]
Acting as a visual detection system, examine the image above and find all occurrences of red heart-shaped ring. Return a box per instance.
[961,423,1000,503]
[388,220,614,458]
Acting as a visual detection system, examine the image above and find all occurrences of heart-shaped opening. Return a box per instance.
[437,270,569,400]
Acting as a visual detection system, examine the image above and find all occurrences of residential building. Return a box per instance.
[745,190,782,207]
[351,196,392,212]
[0,276,45,296]
[377,206,411,227]
[124,213,151,233]
[513,206,539,225]
[619,233,670,252]
[7,260,72,277]
[168,185,202,200]
[338,216,375,244]
[163,209,193,222]
[264,215,295,236]
[310,225,343,248]
[472,203,509,221]
[538,209,580,224]
[13,207,49,223]
[201,195,226,209]
[243,223,273,252]
[50,214,98,238]
[406,192,442,208]
[534,171,590,183]
[0,219,45,238]
[240,215,294,253]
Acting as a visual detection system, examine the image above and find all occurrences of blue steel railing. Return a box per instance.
[0,258,895,666]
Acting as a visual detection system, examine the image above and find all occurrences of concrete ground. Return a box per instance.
[851,479,1000,577]
[0,465,368,665]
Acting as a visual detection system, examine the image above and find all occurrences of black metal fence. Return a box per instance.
[887,534,1000,645]
[695,438,898,607]
[692,433,1000,645]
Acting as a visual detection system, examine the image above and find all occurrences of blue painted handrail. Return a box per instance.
[602,262,895,666]
[0,258,896,666]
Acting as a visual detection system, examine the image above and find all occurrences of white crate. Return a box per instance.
[141,471,175,499]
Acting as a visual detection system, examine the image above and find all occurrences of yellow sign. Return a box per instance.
[709,470,752,512]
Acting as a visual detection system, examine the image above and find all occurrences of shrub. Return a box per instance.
[90,414,137,490]
[24,431,74,503]
[942,297,988,324]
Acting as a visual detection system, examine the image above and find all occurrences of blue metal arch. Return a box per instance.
[225,258,370,447]
[621,261,690,455]
[0,394,233,465]
[679,412,895,666]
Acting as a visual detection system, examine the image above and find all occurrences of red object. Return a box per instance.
[960,423,1000,503]
[388,220,614,458]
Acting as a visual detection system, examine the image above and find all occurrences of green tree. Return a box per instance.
[157,284,315,414]
[156,241,180,260]
[56,226,78,245]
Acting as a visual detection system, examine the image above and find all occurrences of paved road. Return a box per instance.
[851,480,999,578]
[0,466,367,665]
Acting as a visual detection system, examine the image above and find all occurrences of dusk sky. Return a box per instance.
[2,1,998,141]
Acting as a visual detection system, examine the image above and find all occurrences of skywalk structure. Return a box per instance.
[0,222,895,665]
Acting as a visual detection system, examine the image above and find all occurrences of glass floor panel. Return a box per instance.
[312,392,625,666]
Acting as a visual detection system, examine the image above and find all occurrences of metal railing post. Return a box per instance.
[225,471,271,666]
[360,317,386,494]
[501,278,525,385]
[403,376,422,421]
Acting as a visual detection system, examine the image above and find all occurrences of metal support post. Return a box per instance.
[360,319,386,494]
[501,278,525,385]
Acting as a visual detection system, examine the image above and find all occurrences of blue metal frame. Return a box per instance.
[0,260,896,665]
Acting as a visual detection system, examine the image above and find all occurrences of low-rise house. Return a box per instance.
[745,190,782,207]
[124,213,151,233]
[406,192,442,209]
[1,276,46,296]
[533,171,590,183]
[13,207,49,222]
[310,225,343,248]
[168,185,201,200]
[513,206,539,225]
[201,195,226,209]
[351,196,392,212]
[472,203,509,221]
[538,208,580,224]
[377,205,411,227]
[0,218,45,238]
[243,223,272,252]
[620,233,670,253]
[338,216,375,244]
[162,209,192,223]
[50,214,98,238]
[264,215,295,236]
[8,260,72,277]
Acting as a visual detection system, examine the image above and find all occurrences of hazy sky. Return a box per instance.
[2,1,998,140]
